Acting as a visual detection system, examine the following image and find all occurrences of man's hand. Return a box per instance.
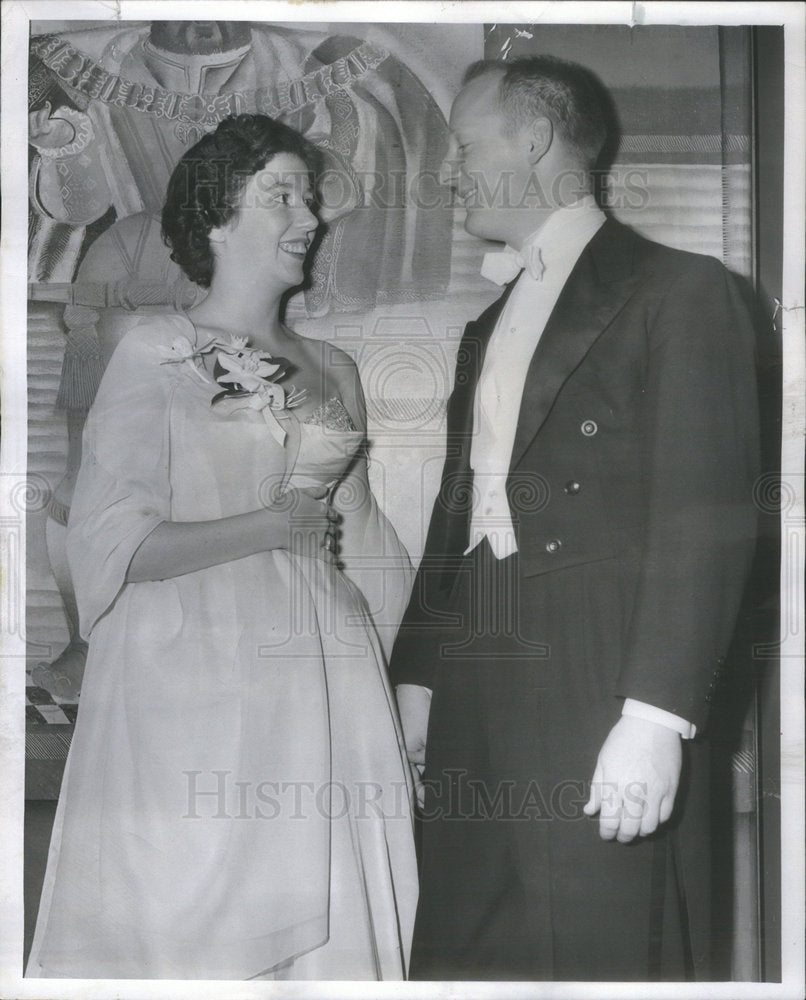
[396,683,433,809]
[583,715,682,843]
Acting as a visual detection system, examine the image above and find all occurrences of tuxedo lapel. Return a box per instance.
[510,219,647,470]
[449,279,519,461]
[437,280,518,568]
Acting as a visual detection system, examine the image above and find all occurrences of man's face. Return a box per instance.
[149,22,251,56]
[442,73,536,247]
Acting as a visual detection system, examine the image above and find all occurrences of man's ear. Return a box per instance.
[525,116,553,165]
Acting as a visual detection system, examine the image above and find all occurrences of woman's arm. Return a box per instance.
[69,318,334,634]
[329,350,415,658]
[330,348,372,538]
[126,487,333,583]
[131,338,375,586]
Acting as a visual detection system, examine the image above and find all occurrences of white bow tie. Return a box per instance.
[480,243,545,285]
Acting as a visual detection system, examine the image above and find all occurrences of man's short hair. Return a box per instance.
[463,56,609,169]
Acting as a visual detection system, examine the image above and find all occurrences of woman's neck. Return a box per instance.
[187,274,291,351]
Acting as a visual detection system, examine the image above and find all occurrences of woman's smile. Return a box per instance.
[278,236,311,259]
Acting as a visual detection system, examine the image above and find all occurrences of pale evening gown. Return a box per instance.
[26,314,418,980]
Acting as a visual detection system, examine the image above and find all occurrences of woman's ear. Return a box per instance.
[207,223,229,247]
[525,116,553,165]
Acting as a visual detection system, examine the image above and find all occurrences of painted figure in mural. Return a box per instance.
[28,20,451,696]
[27,114,417,980]
[390,57,760,980]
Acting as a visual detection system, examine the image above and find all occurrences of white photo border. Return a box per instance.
[2,3,803,998]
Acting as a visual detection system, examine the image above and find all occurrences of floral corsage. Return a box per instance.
[160,333,307,445]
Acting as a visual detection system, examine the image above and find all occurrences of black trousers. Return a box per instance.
[410,672,547,980]
[409,541,700,981]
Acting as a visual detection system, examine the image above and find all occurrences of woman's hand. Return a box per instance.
[279,485,341,561]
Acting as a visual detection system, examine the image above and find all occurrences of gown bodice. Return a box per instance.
[290,398,364,490]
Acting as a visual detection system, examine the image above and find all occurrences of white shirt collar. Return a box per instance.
[515,194,606,264]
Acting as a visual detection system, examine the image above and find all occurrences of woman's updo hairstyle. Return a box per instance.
[162,114,320,288]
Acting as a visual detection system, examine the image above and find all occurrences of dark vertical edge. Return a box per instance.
[751,23,784,986]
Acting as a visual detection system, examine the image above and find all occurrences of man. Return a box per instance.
[389,56,760,981]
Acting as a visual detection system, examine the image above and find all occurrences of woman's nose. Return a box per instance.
[299,202,319,229]
[439,155,460,188]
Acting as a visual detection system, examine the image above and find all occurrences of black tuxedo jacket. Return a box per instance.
[390,218,760,733]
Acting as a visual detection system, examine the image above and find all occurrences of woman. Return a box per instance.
[27,115,418,980]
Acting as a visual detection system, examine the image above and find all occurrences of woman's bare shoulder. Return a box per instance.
[284,327,358,382]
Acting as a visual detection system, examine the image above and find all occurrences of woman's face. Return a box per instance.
[214,152,318,290]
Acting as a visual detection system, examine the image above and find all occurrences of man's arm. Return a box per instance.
[586,255,760,842]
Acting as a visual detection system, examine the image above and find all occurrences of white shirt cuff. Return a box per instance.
[621,698,697,739]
